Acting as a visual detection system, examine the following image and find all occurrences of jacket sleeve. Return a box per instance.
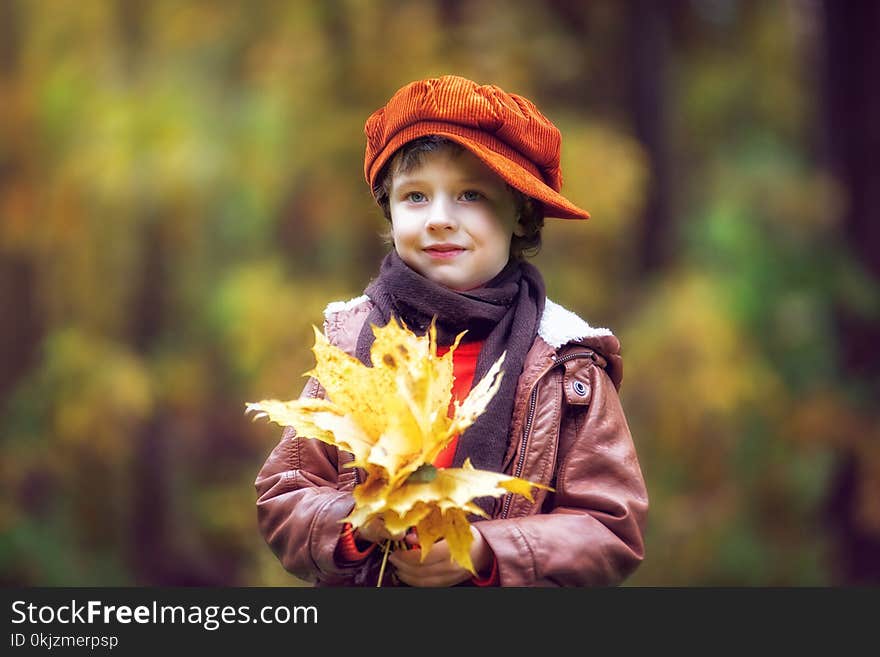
[253,376,364,585]
[475,359,649,586]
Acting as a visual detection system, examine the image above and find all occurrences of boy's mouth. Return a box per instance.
[423,244,466,259]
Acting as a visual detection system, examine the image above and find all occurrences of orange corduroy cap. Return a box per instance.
[364,75,590,220]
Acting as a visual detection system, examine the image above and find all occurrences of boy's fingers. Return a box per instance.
[357,517,406,543]
[389,549,420,567]
[390,540,450,567]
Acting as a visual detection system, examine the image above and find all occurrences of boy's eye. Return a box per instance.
[406,192,427,203]
[461,190,483,201]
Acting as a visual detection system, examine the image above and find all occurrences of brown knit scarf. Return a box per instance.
[356,250,546,492]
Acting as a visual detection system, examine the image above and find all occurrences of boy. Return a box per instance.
[255,75,648,586]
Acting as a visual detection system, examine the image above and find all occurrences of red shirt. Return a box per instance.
[433,339,483,468]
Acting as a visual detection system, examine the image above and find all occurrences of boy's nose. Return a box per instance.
[425,197,458,231]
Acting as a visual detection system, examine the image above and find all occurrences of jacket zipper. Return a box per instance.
[499,351,595,519]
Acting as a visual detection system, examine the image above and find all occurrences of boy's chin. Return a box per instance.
[430,277,486,292]
[411,263,499,291]
[418,267,504,292]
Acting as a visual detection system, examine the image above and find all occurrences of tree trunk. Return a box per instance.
[627,0,674,275]
[820,0,880,585]
[0,1,42,401]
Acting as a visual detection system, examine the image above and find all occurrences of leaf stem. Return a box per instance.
[377,539,391,588]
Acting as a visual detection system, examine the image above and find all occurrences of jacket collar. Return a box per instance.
[538,298,612,348]
[324,295,612,349]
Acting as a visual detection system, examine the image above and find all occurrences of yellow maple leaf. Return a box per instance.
[380,458,550,572]
[416,506,475,573]
[247,317,550,576]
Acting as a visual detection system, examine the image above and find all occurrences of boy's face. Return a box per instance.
[388,147,521,291]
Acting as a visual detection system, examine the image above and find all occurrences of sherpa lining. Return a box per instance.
[323,295,369,319]
[538,298,612,348]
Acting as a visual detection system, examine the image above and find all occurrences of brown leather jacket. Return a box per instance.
[254,296,648,586]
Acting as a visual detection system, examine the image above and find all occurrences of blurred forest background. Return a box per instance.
[1,0,879,587]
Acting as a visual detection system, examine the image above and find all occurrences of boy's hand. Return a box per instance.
[388,526,492,587]
[355,517,405,545]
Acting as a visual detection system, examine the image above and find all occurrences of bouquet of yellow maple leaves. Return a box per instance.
[246,317,547,583]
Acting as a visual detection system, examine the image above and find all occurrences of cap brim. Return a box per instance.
[440,133,590,220]
[368,125,590,221]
